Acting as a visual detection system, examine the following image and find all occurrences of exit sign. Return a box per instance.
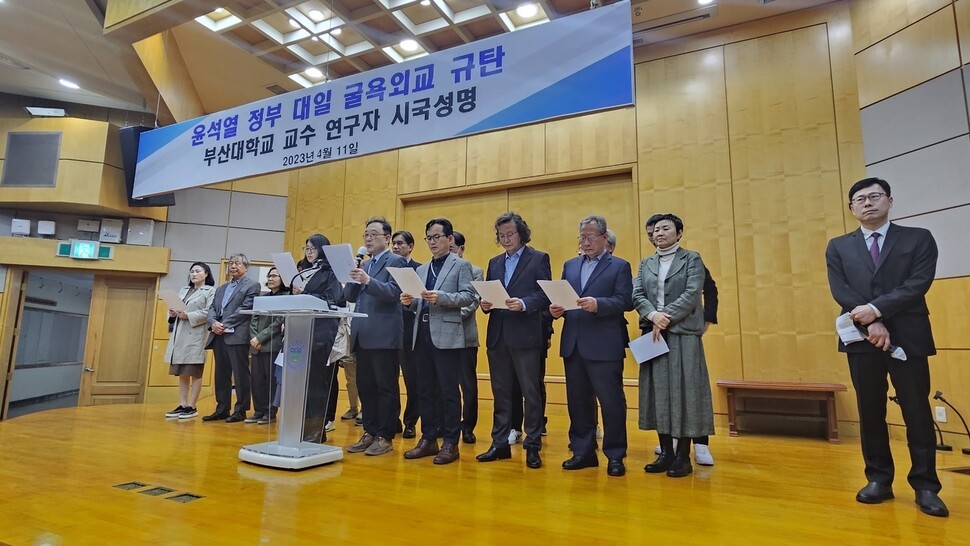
[55,240,114,260]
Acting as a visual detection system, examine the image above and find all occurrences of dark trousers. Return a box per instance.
[305,345,336,427]
[211,337,251,415]
[415,323,462,445]
[511,350,548,433]
[357,346,402,440]
[563,354,627,461]
[459,346,479,434]
[400,346,420,427]
[489,344,543,450]
[250,351,274,417]
[848,352,940,492]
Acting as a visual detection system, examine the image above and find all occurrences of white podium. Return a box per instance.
[238,295,365,470]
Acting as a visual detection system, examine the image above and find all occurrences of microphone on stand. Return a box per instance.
[933,391,970,455]
[890,395,951,451]
[355,246,368,268]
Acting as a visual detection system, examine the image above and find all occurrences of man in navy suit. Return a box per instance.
[826,177,947,517]
[392,230,422,439]
[551,215,633,477]
[345,217,406,457]
[476,212,551,469]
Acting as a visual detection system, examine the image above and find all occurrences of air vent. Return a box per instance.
[266,84,289,96]
[632,5,717,47]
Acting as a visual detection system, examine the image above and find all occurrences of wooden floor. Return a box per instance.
[2,396,969,545]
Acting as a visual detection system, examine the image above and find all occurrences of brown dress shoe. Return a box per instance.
[404,438,440,459]
[433,442,460,465]
[347,433,375,453]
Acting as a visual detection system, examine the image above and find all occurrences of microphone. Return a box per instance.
[890,395,951,451]
[857,324,907,361]
[933,391,970,455]
[289,263,322,292]
[356,246,368,267]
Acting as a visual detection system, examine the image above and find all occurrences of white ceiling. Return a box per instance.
[0,0,834,118]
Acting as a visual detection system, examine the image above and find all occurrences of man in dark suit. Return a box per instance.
[204,253,260,423]
[400,218,476,465]
[345,217,406,457]
[826,177,947,518]
[392,230,422,439]
[450,231,482,445]
[551,215,633,477]
[477,212,551,469]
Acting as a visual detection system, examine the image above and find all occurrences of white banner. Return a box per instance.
[133,2,634,198]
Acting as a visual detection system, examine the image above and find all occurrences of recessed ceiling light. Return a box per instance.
[515,3,538,18]
[289,19,299,29]
[25,106,67,117]
[308,9,324,22]
[58,79,80,90]
[400,39,418,52]
[215,7,224,13]
[311,36,319,41]
[698,0,714,5]
[332,28,342,35]
[421,0,431,5]
[305,68,323,78]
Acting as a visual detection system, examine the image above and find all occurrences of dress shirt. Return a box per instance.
[580,250,607,290]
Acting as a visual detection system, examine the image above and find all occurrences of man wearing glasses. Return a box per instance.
[344,217,407,456]
[477,212,551,469]
[400,218,476,465]
[826,177,947,517]
[550,216,633,477]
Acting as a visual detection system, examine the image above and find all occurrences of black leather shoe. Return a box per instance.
[402,425,416,439]
[607,459,625,477]
[225,413,246,423]
[562,455,598,470]
[476,445,512,462]
[644,451,675,473]
[915,490,948,517]
[463,430,477,444]
[526,448,542,469]
[202,411,230,422]
[856,482,894,504]
[666,455,692,478]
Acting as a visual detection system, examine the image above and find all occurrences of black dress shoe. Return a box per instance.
[644,451,675,473]
[202,411,230,422]
[607,459,625,477]
[915,490,949,517]
[526,448,542,469]
[402,425,416,439]
[666,455,692,478]
[562,455,598,470]
[225,413,246,423]
[476,445,512,462]
[856,482,894,504]
[463,430,477,444]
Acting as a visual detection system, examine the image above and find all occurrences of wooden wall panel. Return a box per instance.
[544,108,637,174]
[292,161,346,255]
[397,139,467,195]
[231,170,293,196]
[634,48,741,413]
[0,118,108,162]
[132,31,206,122]
[849,0,951,52]
[466,125,545,186]
[957,0,970,64]
[725,26,849,395]
[925,276,970,349]
[342,151,399,244]
[854,7,961,107]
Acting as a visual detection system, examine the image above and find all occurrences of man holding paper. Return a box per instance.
[550,215,633,477]
[344,217,406,457]
[399,218,476,465]
[476,212,551,469]
[825,177,946,517]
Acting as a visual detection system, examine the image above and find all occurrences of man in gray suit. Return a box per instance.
[400,218,476,465]
[204,253,260,422]
[451,231,482,445]
[345,217,406,456]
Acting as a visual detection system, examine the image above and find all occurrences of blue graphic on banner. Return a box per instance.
[132,2,634,199]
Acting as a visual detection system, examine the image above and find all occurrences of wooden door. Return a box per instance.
[0,268,26,419]
[79,275,156,406]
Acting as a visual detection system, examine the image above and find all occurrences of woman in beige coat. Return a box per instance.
[164,262,216,419]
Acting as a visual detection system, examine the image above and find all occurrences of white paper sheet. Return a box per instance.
[537,280,581,310]
[270,251,304,290]
[628,333,670,364]
[835,313,866,345]
[387,267,427,298]
[470,280,511,309]
[158,289,188,313]
[323,243,359,284]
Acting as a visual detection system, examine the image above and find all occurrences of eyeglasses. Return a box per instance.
[578,233,604,243]
[497,231,518,241]
[851,192,888,205]
[363,232,386,240]
[425,234,445,243]
[304,247,317,253]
